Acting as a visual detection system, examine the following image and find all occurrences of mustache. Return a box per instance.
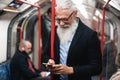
[59,24,71,28]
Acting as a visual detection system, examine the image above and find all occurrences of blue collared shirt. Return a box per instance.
[59,28,77,80]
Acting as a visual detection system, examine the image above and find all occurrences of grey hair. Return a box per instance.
[19,40,26,47]
[55,0,78,12]
[19,40,30,47]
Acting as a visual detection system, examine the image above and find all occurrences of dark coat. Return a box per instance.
[42,19,102,80]
[10,50,40,80]
[41,15,51,50]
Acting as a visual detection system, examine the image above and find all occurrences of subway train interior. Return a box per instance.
[0,0,120,80]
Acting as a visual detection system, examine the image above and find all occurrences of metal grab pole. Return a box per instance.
[18,0,41,69]
[17,27,23,41]
[113,27,117,58]
[101,8,105,56]
[101,0,111,62]
[50,0,56,80]
[99,8,105,80]
[51,0,55,60]
[37,7,41,69]
[100,0,111,80]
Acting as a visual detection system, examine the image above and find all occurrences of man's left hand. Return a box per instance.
[50,64,74,75]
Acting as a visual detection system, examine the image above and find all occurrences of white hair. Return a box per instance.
[56,0,78,12]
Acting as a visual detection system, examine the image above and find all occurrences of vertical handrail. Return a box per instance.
[51,0,55,61]
[37,7,41,69]
[97,15,100,32]
[101,8,105,56]
[99,8,105,80]
[113,27,117,58]
[100,0,111,80]
[50,0,56,80]
[18,0,41,69]
[101,0,111,58]
[17,27,23,41]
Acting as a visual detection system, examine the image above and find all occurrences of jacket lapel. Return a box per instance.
[67,19,85,57]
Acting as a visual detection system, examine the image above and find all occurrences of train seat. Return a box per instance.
[0,60,10,80]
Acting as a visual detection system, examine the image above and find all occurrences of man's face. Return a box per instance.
[55,9,75,28]
[24,42,32,54]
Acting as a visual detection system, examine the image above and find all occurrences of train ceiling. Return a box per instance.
[104,0,120,11]
[0,0,43,12]
[0,0,120,18]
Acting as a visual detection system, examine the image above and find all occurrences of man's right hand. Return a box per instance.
[48,59,55,65]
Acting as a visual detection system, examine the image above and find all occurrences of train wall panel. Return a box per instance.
[0,13,16,63]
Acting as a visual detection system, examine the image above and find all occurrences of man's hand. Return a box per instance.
[49,64,74,75]
[42,59,55,69]
[40,71,50,77]
[48,59,55,65]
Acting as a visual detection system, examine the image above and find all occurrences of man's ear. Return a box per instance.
[73,10,77,18]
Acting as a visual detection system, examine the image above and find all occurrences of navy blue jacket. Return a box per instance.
[10,50,40,80]
[42,19,102,80]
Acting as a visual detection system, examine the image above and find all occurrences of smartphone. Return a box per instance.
[42,63,53,68]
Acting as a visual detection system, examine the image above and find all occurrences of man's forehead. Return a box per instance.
[26,41,32,46]
[56,12,70,18]
[56,9,71,14]
[56,8,70,11]
[56,0,74,9]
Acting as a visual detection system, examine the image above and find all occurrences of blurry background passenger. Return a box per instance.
[10,40,48,80]
[110,53,120,80]
[97,32,117,80]
[41,7,51,50]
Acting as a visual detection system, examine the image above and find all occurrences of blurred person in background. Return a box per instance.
[41,7,52,51]
[10,40,49,80]
[110,53,120,80]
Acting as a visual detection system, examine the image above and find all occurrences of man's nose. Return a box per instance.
[59,20,65,26]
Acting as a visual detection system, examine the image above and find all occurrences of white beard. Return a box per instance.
[57,20,78,44]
